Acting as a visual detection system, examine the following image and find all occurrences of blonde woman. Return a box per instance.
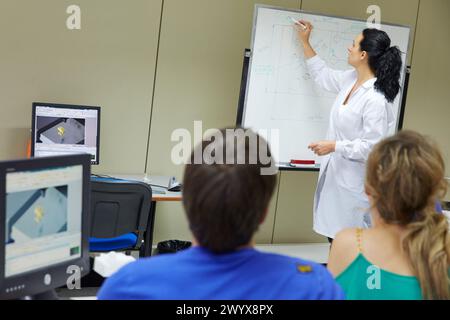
[328,130,450,299]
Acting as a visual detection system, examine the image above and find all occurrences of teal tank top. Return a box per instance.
[336,253,423,300]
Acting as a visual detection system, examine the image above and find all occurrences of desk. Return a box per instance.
[108,174,182,201]
[105,174,182,256]
[151,189,183,202]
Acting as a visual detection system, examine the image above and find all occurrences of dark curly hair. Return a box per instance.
[360,28,402,102]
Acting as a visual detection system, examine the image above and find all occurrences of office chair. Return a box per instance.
[89,178,154,257]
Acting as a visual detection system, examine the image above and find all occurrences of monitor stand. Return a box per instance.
[22,289,58,300]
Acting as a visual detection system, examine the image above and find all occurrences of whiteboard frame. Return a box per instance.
[241,4,412,171]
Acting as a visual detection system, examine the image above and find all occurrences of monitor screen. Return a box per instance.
[0,155,90,299]
[31,103,100,165]
[5,166,82,278]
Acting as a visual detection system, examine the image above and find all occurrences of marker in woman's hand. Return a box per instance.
[290,17,307,30]
[308,142,318,150]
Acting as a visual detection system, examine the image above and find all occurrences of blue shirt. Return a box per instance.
[97,247,344,300]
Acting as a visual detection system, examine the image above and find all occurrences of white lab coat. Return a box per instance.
[306,55,395,239]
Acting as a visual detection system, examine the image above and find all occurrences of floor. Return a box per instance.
[255,243,330,264]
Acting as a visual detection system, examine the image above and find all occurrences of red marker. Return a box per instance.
[290,159,315,165]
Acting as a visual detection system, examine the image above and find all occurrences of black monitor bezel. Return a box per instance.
[0,154,91,299]
[31,102,101,165]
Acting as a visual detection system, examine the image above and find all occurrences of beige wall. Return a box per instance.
[147,0,301,244]
[0,1,448,245]
[402,0,450,200]
[0,0,162,174]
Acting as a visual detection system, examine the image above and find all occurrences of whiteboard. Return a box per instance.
[242,5,411,168]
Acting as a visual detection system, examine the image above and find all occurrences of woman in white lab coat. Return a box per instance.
[296,21,402,241]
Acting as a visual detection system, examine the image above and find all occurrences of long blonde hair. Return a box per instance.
[366,130,450,299]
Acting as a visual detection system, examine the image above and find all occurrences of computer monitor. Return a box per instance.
[31,102,101,165]
[0,154,91,299]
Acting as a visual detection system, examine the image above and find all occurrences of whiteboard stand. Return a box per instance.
[398,66,411,130]
[236,48,252,126]
[236,50,411,172]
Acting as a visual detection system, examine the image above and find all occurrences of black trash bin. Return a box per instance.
[156,240,192,254]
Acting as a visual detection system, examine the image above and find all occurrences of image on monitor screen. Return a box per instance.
[36,117,86,145]
[4,165,83,279]
[6,186,68,245]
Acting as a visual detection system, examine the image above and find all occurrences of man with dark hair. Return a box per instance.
[98,128,344,299]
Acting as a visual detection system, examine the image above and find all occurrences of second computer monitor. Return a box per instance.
[31,103,101,165]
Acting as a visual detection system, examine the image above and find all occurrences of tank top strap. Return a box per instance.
[356,228,363,253]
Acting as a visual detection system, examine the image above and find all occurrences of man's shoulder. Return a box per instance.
[255,251,332,281]
[97,251,194,299]
[254,251,343,298]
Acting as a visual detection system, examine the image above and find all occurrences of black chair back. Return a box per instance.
[90,179,153,253]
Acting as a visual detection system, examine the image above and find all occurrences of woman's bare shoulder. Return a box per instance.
[327,228,361,277]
